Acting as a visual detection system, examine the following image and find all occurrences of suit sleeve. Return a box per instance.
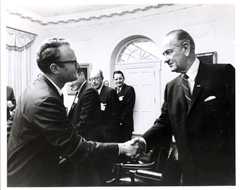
[143,84,172,150]
[120,87,135,123]
[31,96,119,164]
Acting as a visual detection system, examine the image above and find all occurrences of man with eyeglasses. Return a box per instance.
[89,69,120,143]
[7,38,146,187]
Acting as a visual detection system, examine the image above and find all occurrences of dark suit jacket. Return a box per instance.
[116,83,135,141]
[99,85,120,142]
[7,76,119,187]
[68,81,102,141]
[143,63,235,185]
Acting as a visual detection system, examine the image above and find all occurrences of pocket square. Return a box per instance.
[204,96,216,102]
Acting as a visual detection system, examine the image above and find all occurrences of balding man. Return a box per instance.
[90,69,120,143]
[142,29,235,185]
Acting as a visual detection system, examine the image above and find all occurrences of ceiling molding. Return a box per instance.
[8,4,172,26]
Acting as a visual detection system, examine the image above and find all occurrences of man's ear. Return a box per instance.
[182,40,191,56]
[49,63,59,74]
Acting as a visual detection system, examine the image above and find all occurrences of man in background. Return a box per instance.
[7,38,145,187]
[113,70,136,142]
[143,29,235,185]
[90,69,120,142]
[103,80,110,87]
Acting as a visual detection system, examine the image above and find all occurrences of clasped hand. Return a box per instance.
[119,137,146,158]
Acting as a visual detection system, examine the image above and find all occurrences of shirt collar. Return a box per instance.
[116,85,122,93]
[44,75,63,96]
[97,83,104,94]
[186,58,200,82]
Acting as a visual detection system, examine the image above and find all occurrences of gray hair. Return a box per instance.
[166,29,195,53]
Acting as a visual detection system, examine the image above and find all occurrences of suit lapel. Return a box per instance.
[68,81,87,117]
[99,85,105,98]
[187,83,202,115]
[176,76,188,115]
[118,84,126,96]
[78,81,87,96]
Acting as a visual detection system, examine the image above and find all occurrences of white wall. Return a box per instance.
[7,4,234,82]
[6,4,235,133]
[33,4,234,106]
[37,5,234,80]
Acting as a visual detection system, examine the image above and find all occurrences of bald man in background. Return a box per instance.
[90,69,121,143]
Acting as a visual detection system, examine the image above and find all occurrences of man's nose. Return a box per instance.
[163,56,170,64]
[165,60,170,65]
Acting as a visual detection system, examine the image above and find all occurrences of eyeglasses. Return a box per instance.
[89,77,102,81]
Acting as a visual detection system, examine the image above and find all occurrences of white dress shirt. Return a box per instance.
[97,83,104,95]
[185,58,200,94]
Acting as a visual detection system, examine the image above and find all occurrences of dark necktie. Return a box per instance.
[181,73,192,112]
[60,94,64,103]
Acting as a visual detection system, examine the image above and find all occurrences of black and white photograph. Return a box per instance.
[1,0,239,189]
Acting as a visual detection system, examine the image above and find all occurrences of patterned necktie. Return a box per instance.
[181,73,192,112]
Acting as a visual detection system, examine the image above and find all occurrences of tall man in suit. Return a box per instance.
[7,38,145,187]
[143,29,235,185]
[113,70,136,142]
[90,69,120,142]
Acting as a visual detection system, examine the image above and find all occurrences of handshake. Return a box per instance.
[118,137,146,158]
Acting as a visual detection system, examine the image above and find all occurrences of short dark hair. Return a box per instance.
[113,70,125,79]
[167,29,195,53]
[37,38,69,74]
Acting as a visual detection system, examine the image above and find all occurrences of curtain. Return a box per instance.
[6,27,37,101]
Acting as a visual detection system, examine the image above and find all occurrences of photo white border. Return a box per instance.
[1,0,240,190]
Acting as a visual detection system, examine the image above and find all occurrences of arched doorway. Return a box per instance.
[111,36,162,135]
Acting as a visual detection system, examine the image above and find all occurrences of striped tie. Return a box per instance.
[181,73,192,112]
